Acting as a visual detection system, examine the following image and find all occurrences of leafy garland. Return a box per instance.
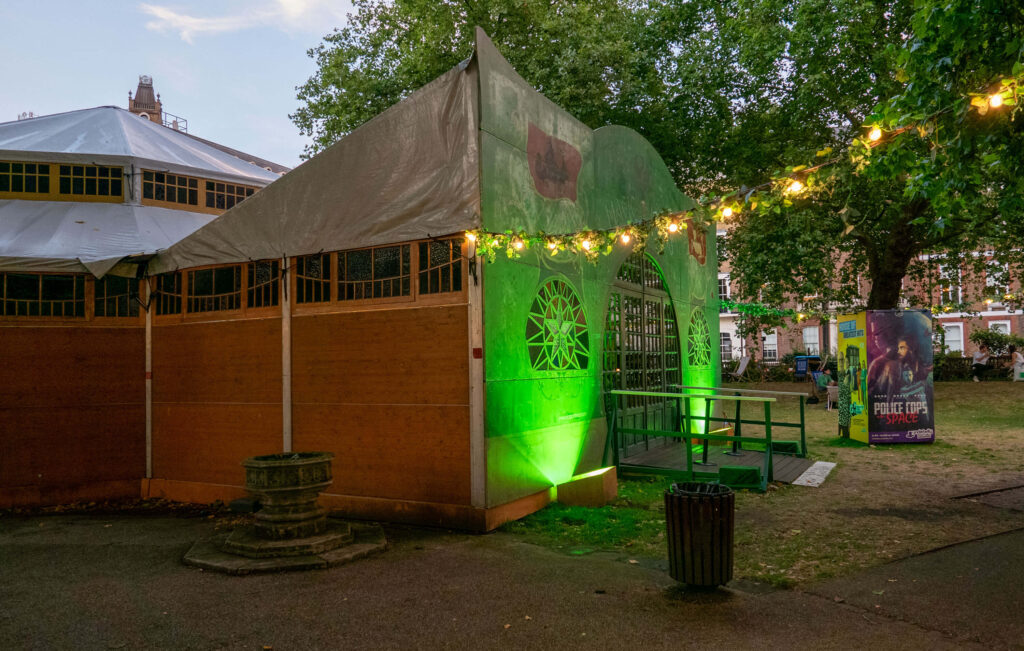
[465,73,1024,264]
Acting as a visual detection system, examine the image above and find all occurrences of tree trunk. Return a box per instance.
[865,202,927,309]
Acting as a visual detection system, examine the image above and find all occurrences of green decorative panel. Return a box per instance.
[526,278,589,371]
[687,308,712,368]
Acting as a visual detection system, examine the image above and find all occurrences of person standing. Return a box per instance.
[1010,345,1024,382]
[972,344,991,382]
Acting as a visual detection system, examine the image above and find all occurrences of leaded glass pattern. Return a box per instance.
[616,251,665,291]
[687,308,712,368]
[95,276,139,318]
[418,238,463,295]
[526,278,589,371]
[247,260,279,308]
[1,273,85,317]
[296,253,331,303]
[188,266,241,313]
[338,244,410,301]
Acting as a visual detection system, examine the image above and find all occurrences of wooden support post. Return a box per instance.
[467,250,486,509]
[281,257,292,453]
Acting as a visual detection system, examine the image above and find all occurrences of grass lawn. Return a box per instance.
[500,381,1024,587]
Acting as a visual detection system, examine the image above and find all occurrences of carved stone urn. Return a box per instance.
[241,451,335,539]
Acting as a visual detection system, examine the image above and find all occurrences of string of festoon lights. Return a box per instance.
[465,74,1023,264]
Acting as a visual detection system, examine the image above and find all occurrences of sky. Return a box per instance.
[0,0,356,170]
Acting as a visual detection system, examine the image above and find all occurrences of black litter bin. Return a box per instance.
[664,482,734,586]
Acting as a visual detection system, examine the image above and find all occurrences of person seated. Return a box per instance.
[815,368,836,393]
[972,344,991,382]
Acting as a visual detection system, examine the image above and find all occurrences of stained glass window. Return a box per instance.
[338,245,410,301]
[418,238,463,295]
[247,260,279,308]
[296,253,331,303]
[526,278,589,371]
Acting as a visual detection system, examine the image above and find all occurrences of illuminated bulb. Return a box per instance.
[620,232,631,244]
[798,313,805,320]
[668,222,679,233]
[868,126,883,142]
[548,240,558,250]
[989,93,1004,108]
[788,180,804,194]
[513,239,524,250]
[465,232,477,242]
[721,207,734,218]
[581,239,592,251]
[985,298,994,304]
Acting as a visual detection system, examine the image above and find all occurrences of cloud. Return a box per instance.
[141,0,351,43]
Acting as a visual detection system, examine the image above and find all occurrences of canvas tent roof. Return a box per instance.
[0,200,216,277]
[0,107,282,185]
[150,29,690,274]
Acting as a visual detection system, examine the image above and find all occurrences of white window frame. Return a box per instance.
[762,330,778,361]
[938,263,962,305]
[802,326,820,356]
[718,273,732,313]
[943,323,964,353]
[986,260,1008,307]
[720,332,732,359]
[990,320,1011,335]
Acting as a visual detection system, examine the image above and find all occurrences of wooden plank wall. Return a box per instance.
[0,326,144,506]
[292,305,472,506]
[152,318,282,486]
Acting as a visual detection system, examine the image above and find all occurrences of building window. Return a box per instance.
[990,321,1011,335]
[986,260,1008,302]
[943,324,964,353]
[143,171,198,206]
[718,275,731,313]
[0,161,49,194]
[59,165,123,197]
[720,332,732,358]
[247,260,279,308]
[1,273,85,317]
[762,330,778,361]
[418,238,462,295]
[154,272,182,315]
[188,266,241,313]
[94,276,139,317]
[938,264,962,305]
[296,253,331,303]
[803,326,820,355]
[338,245,410,301]
[205,181,255,210]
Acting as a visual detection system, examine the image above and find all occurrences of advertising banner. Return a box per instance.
[864,309,935,443]
[837,313,868,442]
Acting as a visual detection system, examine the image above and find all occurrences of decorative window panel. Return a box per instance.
[143,170,199,205]
[616,251,666,291]
[296,253,331,303]
[1,273,85,317]
[94,276,139,318]
[187,266,241,313]
[338,245,410,301]
[154,272,182,315]
[205,181,255,210]
[59,165,123,197]
[526,278,589,371]
[247,260,279,308]
[418,238,463,295]
[0,161,49,194]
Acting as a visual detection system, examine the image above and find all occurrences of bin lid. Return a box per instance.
[667,482,733,497]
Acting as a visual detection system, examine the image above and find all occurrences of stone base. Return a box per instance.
[183,521,387,576]
[222,520,353,558]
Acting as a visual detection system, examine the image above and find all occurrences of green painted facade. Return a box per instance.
[475,34,720,507]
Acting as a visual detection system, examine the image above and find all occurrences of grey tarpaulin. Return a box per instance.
[0,200,216,277]
[148,59,480,274]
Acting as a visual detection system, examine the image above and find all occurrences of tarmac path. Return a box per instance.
[0,514,1012,650]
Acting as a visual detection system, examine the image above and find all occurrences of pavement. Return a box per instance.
[1,512,1022,650]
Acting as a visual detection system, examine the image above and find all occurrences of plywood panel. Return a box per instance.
[0,326,143,408]
[153,319,281,404]
[0,405,144,487]
[152,403,282,485]
[292,306,470,406]
[293,404,471,505]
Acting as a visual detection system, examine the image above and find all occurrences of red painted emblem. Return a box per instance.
[527,123,582,202]
[686,219,707,265]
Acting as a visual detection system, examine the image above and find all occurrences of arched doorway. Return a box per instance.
[603,252,682,458]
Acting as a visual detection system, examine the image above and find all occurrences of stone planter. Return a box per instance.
[242,451,335,540]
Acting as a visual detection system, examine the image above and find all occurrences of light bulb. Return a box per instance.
[548,240,558,250]
[721,207,733,218]
[989,93,1004,108]
[465,232,476,242]
[620,232,631,244]
[788,180,804,194]
[581,239,592,251]
[868,126,883,141]
[513,239,524,250]
[668,222,679,233]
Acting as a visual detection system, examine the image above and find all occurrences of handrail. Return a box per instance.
[610,389,776,403]
[671,383,810,398]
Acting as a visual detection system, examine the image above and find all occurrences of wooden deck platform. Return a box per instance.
[620,441,814,485]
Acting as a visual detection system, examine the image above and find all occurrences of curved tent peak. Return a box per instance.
[0,106,282,185]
